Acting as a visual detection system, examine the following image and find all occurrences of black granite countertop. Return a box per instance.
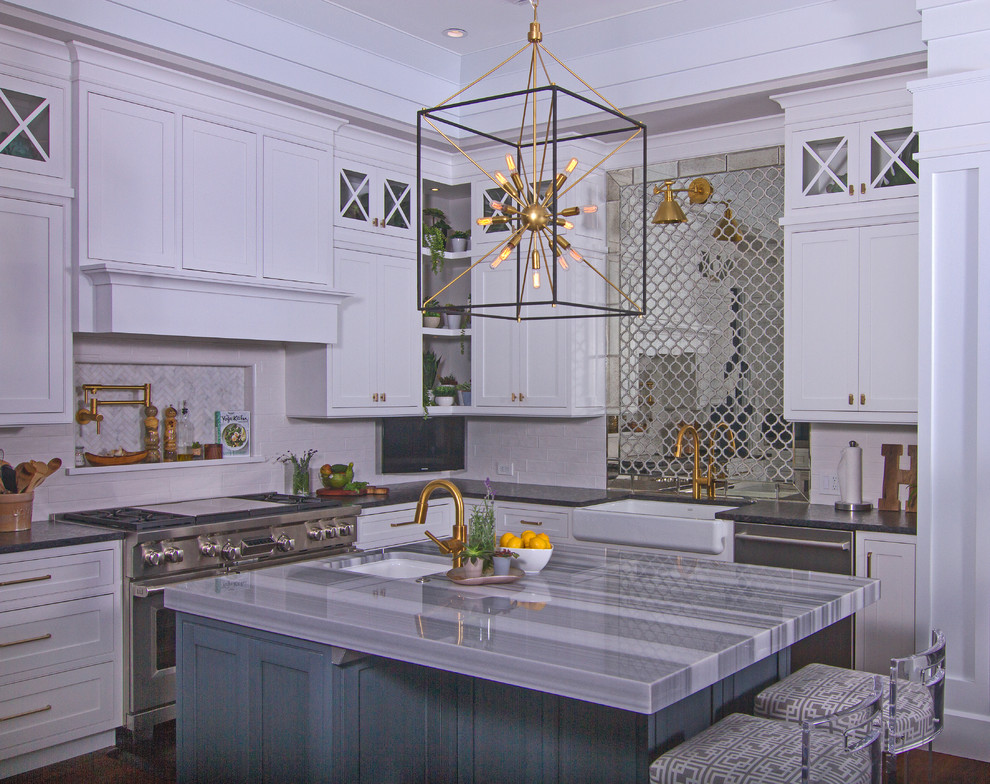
[343,479,612,510]
[716,501,916,535]
[0,520,127,555]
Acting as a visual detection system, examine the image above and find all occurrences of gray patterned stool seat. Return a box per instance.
[754,663,935,752]
[649,712,876,784]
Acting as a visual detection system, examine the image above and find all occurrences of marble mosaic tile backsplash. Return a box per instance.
[75,363,248,455]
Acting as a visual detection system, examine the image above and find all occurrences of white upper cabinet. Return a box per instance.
[86,93,176,269]
[0,196,70,425]
[181,117,257,277]
[285,250,421,417]
[263,136,331,284]
[334,158,416,251]
[774,72,922,222]
[784,222,918,423]
[787,117,918,211]
[73,45,346,342]
[0,73,66,187]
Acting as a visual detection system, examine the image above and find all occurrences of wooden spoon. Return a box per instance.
[14,462,36,493]
[25,458,61,493]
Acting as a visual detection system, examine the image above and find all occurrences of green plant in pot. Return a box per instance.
[422,349,441,416]
[422,298,442,328]
[422,207,450,273]
[447,229,470,253]
[433,374,459,405]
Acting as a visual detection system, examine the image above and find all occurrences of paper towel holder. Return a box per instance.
[835,440,873,512]
[835,500,873,512]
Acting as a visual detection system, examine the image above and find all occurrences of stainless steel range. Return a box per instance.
[57,492,360,736]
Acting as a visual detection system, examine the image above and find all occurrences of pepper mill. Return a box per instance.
[162,405,178,462]
[144,405,161,463]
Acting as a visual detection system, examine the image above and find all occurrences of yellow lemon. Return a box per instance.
[499,532,515,547]
[506,535,524,548]
[535,532,551,544]
[521,529,538,542]
[530,538,551,550]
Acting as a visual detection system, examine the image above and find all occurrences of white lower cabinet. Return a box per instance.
[495,502,572,544]
[854,532,916,675]
[0,542,122,777]
[0,195,69,426]
[286,250,420,416]
[355,500,452,551]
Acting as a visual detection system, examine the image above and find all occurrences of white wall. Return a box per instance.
[809,424,917,506]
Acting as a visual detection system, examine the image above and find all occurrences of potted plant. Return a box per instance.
[457,543,489,578]
[422,207,450,274]
[447,229,470,253]
[458,380,471,407]
[491,547,518,576]
[433,374,459,406]
[444,304,464,331]
[423,298,442,328]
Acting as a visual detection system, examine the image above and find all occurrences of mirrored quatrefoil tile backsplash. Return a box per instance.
[75,363,248,455]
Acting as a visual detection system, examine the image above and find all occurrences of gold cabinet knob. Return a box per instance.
[372,393,379,402]
[861,393,866,405]
[848,393,854,405]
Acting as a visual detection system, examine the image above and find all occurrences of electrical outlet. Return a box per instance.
[497,462,513,476]
[819,474,839,495]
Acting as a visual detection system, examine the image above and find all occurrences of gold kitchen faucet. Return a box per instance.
[415,479,467,567]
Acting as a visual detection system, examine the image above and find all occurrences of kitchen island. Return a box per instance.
[166,544,878,784]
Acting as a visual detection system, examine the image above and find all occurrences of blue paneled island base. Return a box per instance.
[167,545,878,783]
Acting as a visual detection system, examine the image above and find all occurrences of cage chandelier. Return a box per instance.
[416,0,647,321]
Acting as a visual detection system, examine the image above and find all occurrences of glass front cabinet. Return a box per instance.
[334,159,415,243]
[786,115,918,210]
[0,74,65,181]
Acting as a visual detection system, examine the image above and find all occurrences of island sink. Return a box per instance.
[323,550,450,579]
[572,498,738,554]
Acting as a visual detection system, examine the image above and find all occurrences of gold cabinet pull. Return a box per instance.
[390,521,418,528]
[372,393,378,402]
[848,184,854,196]
[861,393,866,405]
[372,217,379,227]
[381,392,386,402]
[511,393,517,402]
[519,519,543,526]
[0,574,52,589]
[0,704,52,723]
[848,394,855,405]
[0,633,52,649]
[861,182,866,195]
[519,392,525,402]
[867,552,873,578]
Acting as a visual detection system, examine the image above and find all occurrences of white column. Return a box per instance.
[912,0,990,761]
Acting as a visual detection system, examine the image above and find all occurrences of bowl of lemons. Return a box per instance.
[498,529,553,574]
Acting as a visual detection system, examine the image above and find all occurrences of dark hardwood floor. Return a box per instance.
[3,724,987,783]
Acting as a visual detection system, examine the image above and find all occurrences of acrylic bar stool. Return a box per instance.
[649,676,883,784]
[753,630,946,783]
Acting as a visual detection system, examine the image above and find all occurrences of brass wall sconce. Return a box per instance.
[712,201,744,243]
[76,383,152,435]
[651,177,714,224]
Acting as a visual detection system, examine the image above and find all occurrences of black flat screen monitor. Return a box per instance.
[379,416,465,474]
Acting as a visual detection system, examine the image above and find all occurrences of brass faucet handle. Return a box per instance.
[76,409,104,434]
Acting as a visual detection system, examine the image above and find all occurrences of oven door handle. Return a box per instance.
[132,584,168,598]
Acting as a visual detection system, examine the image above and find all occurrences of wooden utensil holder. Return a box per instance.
[0,491,34,532]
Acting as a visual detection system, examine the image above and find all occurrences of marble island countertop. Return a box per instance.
[166,543,879,715]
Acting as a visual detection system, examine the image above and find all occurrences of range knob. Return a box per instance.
[199,540,219,558]
[163,546,184,563]
[338,523,354,537]
[142,548,163,567]
[275,534,295,552]
[323,526,338,539]
[307,526,325,541]
[220,542,241,562]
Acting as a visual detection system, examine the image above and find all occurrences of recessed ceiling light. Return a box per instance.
[443,28,467,39]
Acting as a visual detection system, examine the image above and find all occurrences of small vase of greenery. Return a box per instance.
[277,449,317,496]
[447,230,470,253]
[466,479,497,571]
[423,298,442,328]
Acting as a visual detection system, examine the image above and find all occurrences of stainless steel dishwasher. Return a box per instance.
[733,522,854,671]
